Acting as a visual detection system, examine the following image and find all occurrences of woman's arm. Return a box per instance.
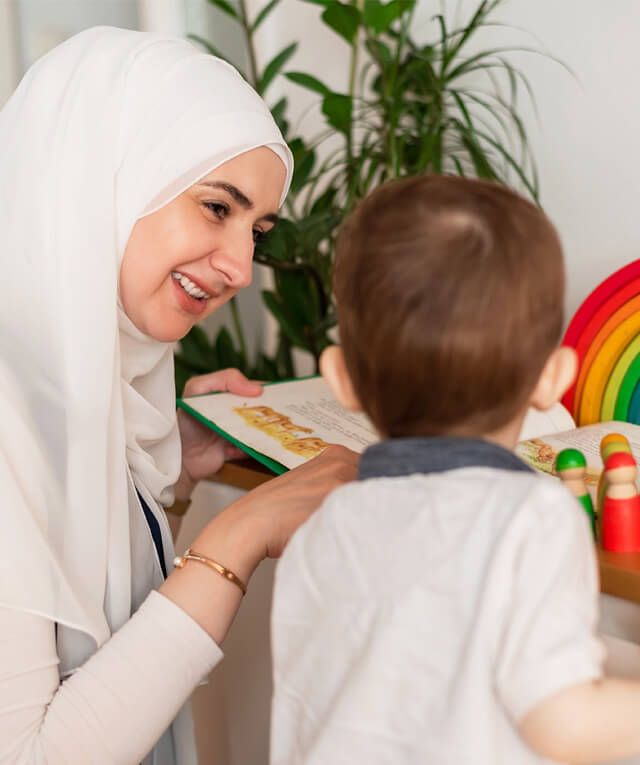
[0,593,221,764]
[0,430,357,762]
[160,444,359,643]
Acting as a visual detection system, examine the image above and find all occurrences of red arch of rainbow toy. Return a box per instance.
[562,260,640,426]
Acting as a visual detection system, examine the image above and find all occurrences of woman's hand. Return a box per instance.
[162,445,359,644]
[175,369,262,500]
[192,445,360,581]
[248,445,360,559]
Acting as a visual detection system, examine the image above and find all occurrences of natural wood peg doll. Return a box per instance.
[601,450,640,553]
[555,448,596,538]
[597,434,632,537]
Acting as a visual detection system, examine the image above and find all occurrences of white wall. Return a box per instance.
[473,0,640,322]
[0,2,18,106]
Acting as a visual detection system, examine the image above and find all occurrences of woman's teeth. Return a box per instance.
[172,271,211,300]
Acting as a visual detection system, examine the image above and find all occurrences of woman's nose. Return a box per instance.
[209,228,254,289]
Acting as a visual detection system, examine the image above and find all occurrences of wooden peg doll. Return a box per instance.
[601,451,640,553]
[597,434,632,537]
[555,448,596,538]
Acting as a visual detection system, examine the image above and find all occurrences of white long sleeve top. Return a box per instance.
[0,591,222,764]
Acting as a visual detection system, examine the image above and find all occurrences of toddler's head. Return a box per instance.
[323,175,575,440]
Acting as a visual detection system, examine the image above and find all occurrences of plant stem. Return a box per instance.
[237,0,260,89]
[346,0,365,192]
[230,295,249,366]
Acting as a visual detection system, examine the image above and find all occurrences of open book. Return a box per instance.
[179,375,626,482]
[179,376,379,474]
[516,418,640,499]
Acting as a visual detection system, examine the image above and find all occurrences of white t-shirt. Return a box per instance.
[270,443,604,765]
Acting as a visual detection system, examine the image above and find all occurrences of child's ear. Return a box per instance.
[320,345,362,412]
[528,347,577,411]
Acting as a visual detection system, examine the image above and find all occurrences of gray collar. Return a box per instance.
[358,437,533,481]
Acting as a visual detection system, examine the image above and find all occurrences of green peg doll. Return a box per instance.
[555,448,596,539]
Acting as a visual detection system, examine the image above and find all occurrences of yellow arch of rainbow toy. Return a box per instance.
[601,335,640,420]
[578,311,640,425]
[574,293,640,416]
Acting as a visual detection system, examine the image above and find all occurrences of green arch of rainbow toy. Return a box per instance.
[562,260,640,426]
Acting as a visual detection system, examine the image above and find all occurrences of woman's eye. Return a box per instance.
[204,201,228,219]
[253,228,266,244]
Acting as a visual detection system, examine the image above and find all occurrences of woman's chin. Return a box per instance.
[144,319,196,344]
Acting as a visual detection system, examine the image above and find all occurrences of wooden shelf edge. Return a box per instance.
[598,548,640,605]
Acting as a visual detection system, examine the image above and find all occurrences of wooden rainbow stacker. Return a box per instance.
[562,260,640,426]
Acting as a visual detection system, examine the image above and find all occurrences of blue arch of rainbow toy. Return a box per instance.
[629,379,640,424]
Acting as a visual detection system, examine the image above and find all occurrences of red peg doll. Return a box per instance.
[601,451,640,553]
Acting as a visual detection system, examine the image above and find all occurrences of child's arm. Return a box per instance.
[520,677,640,764]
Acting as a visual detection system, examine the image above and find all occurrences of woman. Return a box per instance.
[0,26,357,764]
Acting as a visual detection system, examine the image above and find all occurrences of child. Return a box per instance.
[270,175,640,764]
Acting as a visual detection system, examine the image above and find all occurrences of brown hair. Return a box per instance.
[334,175,565,438]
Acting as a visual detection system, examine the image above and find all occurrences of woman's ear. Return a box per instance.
[529,346,577,411]
[319,345,362,412]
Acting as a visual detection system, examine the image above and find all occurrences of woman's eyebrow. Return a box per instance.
[199,180,279,223]
[199,181,253,208]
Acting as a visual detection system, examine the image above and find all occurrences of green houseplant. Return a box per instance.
[175,0,548,394]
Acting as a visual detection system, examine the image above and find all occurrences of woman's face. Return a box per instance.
[120,146,286,342]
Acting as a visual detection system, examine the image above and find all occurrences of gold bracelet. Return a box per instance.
[164,497,192,517]
[173,548,247,596]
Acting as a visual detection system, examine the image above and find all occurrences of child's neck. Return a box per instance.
[479,411,527,453]
[424,411,526,453]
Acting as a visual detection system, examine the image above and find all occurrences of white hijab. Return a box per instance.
[0,26,292,678]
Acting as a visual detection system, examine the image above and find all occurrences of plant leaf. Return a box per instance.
[252,0,280,31]
[177,326,217,372]
[187,34,228,61]
[285,71,331,96]
[255,218,298,263]
[442,0,502,69]
[260,42,297,94]
[450,154,466,176]
[322,92,353,135]
[289,138,316,193]
[215,327,241,369]
[363,0,406,34]
[321,3,361,45]
[270,96,289,135]
[253,353,279,382]
[262,290,309,349]
[206,0,239,21]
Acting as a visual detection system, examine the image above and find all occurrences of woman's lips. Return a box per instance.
[172,275,212,315]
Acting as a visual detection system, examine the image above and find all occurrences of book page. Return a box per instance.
[517,402,576,441]
[181,377,380,470]
[516,420,640,499]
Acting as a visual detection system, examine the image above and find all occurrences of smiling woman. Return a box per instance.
[120,147,286,342]
[0,26,358,765]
